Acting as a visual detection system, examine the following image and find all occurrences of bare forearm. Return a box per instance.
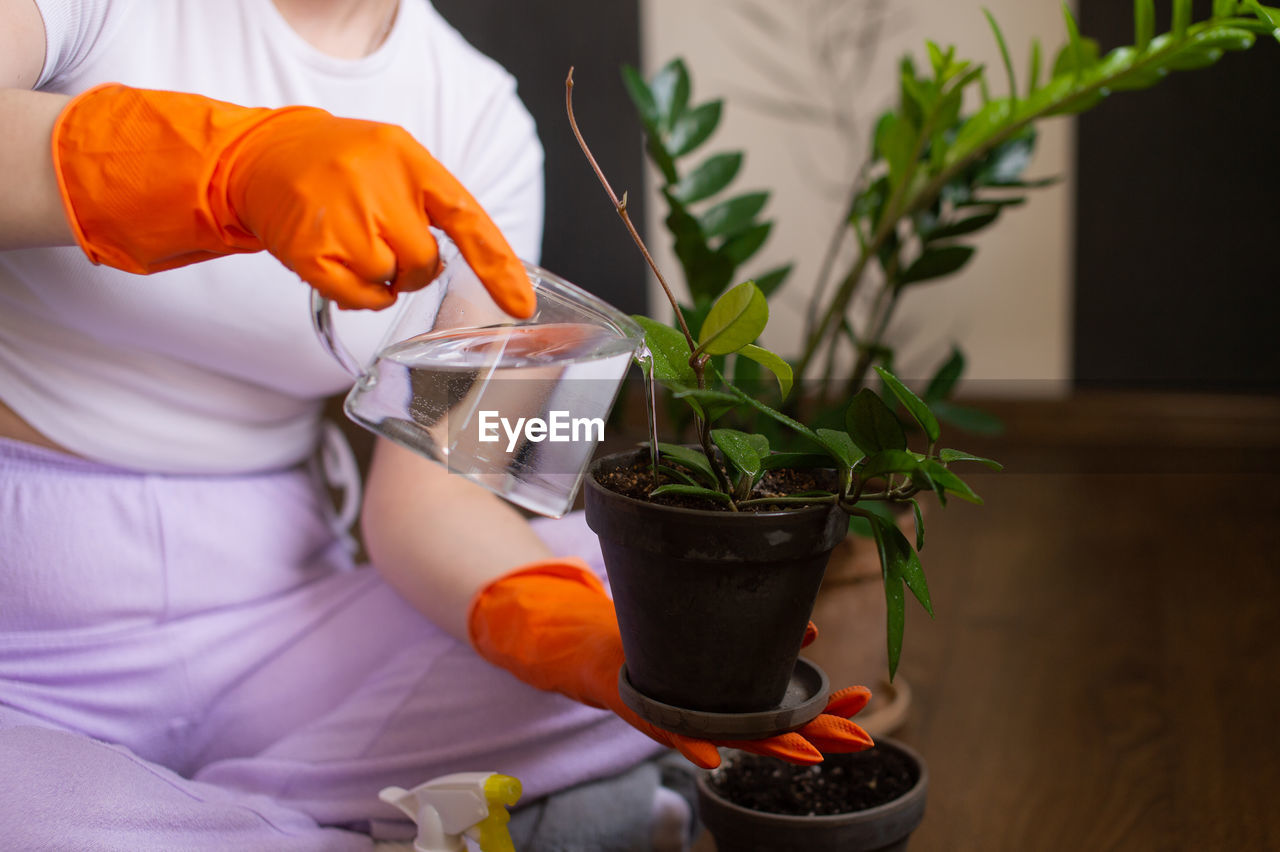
[361,438,554,642]
[0,88,74,250]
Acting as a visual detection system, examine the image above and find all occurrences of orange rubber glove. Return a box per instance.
[50,84,535,315]
[468,559,875,770]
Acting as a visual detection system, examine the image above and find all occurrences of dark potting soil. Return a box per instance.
[708,747,918,816]
[597,457,832,512]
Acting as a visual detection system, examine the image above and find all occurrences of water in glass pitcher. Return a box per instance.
[346,322,635,517]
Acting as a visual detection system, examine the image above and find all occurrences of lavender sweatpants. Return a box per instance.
[0,438,661,850]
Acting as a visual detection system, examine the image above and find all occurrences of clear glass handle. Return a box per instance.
[309,290,365,378]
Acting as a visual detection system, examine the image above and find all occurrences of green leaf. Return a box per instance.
[983,9,1018,102]
[651,483,731,504]
[1134,0,1155,50]
[921,459,983,504]
[699,192,769,239]
[670,387,740,422]
[752,263,792,298]
[669,152,743,205]
[633,315,695,387]
[922,209,1000,242]
[720,222,772,266]
[859,449,922,481]
[866,513,932,679]
[898,245,976,286]
[875,365,941,444]
[877,514,933,616]
[845,388,908,454]
[650,58,691,132]
[910,498,925,551]
[697,281,768,355]
[814,428,862,470]
[1214,0,1238,18]
[656,442,718,487]
[656,464,701,488]
[668,100,722,157]
[620,65,658,129]
[1245,1,1280,34]
[1028,37,1043,95]
[719,374,818,443]
[939,448,1005,470]
[737,344,794,399]
[1061,2,1092,78]
[711,428,763,480]
[924,347,965,403]
[759,452,833,471]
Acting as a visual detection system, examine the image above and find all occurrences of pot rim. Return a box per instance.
[588,448,842,522]
[695,737,929,827]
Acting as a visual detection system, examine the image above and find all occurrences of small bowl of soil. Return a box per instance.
[695,738,927,852]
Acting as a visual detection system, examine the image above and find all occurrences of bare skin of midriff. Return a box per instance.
[0,397,72,453]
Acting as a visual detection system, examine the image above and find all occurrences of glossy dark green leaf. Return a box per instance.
[711,428,763,480]
[875,365,941,444]
[650,58,691,132]
[669,100,723,157]
[720,375,818,443]
[620,65,658,130]
[859,449,922,481]
[911,498,925,551]
[752,263,792,298]
[814,428,862,470]
[845,388,908,454]
[698,192,769,239]
[656,464,701,488]
[697,281,768,355]
[720,222,772,266]
[898,245,976,286]
[670,387,740,422]
[921,459,983,504]
[655,442,717,487]
[651,483,730,503]
[633,315,695,387]
[737,344,793,399]
[877,514,933,616]
[669,152,743,205]
[759,452,834,471]
[924,347,966,403]
[939,448,1005,470]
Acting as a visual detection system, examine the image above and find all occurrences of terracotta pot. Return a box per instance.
[695,738,928,852]
[584,449,848,713]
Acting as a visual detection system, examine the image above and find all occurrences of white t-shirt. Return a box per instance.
[0,0,545,474]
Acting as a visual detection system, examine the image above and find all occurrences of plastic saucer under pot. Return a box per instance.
[618,657,831,740]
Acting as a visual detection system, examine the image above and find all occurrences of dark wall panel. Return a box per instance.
[430,0,649,317]
[1074,2,1280,392]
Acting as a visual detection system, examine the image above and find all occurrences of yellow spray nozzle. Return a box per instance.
[469,773,523,852]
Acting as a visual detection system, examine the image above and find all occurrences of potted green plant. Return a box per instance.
[618,0,1280,737]
[591,2,1278,848]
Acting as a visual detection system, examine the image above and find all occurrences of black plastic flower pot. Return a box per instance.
[695,738,928,852]
[584,449,848,714]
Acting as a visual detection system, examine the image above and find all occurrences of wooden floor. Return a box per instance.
[701,391,1280,851]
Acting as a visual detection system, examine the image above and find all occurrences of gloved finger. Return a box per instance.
[332,230,399,286]
[300,255,396,311]
[383,222,440,296]
[800,621,818,648]
[824,685,873,719]
[413,151,535,319]
[720,733,822,766]
[665,732,722,770]
[792,714,874,754]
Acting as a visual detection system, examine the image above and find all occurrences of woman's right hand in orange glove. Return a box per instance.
[468,560,876,770]
[50,84,534,315]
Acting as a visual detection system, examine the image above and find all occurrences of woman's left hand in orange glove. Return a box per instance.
[468,559,875,769]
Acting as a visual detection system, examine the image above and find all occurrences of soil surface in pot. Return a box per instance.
[597,456,831,512]
[708,747,918,816]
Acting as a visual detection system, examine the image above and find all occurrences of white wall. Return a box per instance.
[638,0,1076,394]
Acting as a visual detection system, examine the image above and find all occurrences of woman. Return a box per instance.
[0,1,868,849]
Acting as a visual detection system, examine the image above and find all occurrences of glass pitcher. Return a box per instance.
[311,235,643,518]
